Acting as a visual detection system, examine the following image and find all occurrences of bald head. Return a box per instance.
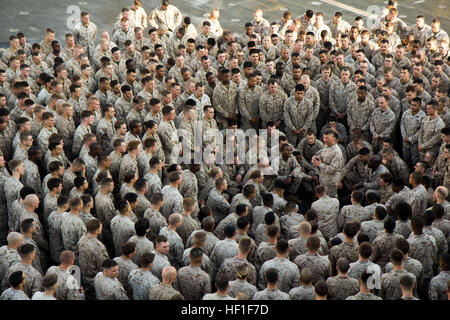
[7,232,24,247]
[162,266,177,282]
[23,194,39,209]
[168,213,182,226]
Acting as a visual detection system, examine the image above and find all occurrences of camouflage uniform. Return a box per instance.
[429,270,450,300]
[311,196,339,241]
[315,143,344,198]
[173,265,211,300]
[238,84,263,130]
[143,208,167,241]
[210,239,239,274]
[128,268,160,300]
[94,272,129,300]
[432,219,450,242]
[347,97,375,140]
[158,120,180,166]
[150,251,170,281]
[77,235,109,296]
[280,212,305,240]
[329,80,356,117]
[176,214,200,246]
[386,187,412,212]
[408,184,429,217]
[1,262,42,298]
[423,226,448,261]
[0,245,20,283]
[128,236,154,266]
[206,188,230,225]
[148,283,181,300]
[159,227,184,269]
[212,81,239,128]
[418,115,445,159]
[329,242,359,276]
[228,279,258,299]
[400,109,426,166]
[181,248,213,278]
[371,232,404,270]
[160,185,183,220]
[31,291,57,300]
[346,292,382,300]
[289,285,316,300]
[119,154,138,184]
[95,192,116,253]
[348,260,382,281]
[297,138,324,163]
[46,266,85,300]
[0,288,30,300]
[72,125,91,156]
[96,118,116,151]
[253,287,290,300]
[255,242,277,271]
[360,219,385,243]
[381,269,418,300]
[327,275,359,300]
[338,204,371,230]
[370,107,396,149]
[4,177,23,215]
[288,237,308,261]
[61,212,87,255]
[283,96,314,145]
[258,257,300,293]
[217,257,257,286]
[113,97,133,123]
[111,215,136,257]
[294,252,330,283]
[135,194,151,219]
[113,256,138,298]
[186,231,219,257]
[251,205,280,238]
[259,89,288,127]
[179,170,199,219]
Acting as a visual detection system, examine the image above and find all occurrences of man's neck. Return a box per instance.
[44,289,54,296]
[393,264,404,271]
[401,291,413,298]
[87,232,98,238]
[23,231,33,239]
[59,264,71,271]
[12,172,21,180]
[344,236,354,243]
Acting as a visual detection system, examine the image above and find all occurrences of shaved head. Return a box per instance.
[162,266,177,282]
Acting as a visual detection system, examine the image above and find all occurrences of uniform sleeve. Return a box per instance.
[283,101,296,131]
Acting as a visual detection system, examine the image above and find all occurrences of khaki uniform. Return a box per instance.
[212,82,239,128]
[327,275,359,300]
[283,96,314,145]
[128,268,160,300]
[258,257,300,293]
[94,272,128,300]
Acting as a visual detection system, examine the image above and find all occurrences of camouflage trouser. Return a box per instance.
[342,171,363,190]
[286,129,306,147]
[0,208,7,246]
[402,142,419,169]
